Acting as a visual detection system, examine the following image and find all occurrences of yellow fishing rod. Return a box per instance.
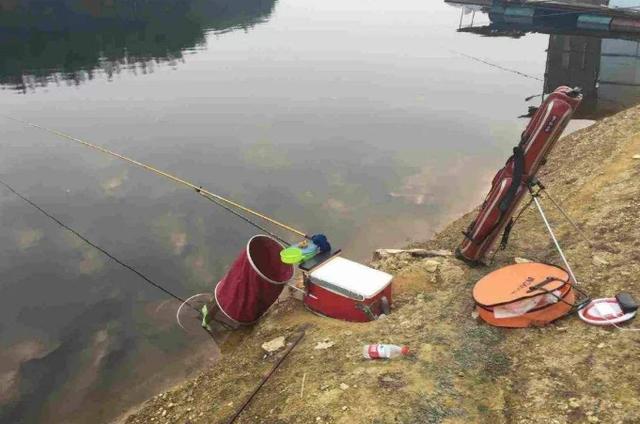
[4,116,309,240]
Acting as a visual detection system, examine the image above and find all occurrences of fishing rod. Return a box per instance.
[3,116,310,241]
[0,177,199,312]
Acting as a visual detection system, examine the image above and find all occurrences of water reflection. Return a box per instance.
[453,2,640,119]
[0,1,568,423]
[0,0,277,92]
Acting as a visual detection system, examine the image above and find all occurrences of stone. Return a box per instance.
[439,261,465,283]
[262,336,286,353]
[339,383,349,390]
[314,340,335,350]
[515,257,532,264]
[597,342,605,349]
[423,259,440,273]
[632,154,640,159]
[592,255,609,266]
[342,406,348,411]
[569,398,580,408]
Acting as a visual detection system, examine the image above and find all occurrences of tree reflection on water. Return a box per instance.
[0,0,277,92]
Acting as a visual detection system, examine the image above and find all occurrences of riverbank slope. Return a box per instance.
[125,105,640,424]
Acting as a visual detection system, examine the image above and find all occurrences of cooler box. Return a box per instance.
[303,257,393,322]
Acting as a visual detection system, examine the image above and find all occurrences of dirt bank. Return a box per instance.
[125,106,640,424]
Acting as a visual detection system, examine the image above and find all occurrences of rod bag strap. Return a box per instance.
[464,145,525,246]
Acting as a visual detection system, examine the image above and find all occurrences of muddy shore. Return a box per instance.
[125,106,640,424]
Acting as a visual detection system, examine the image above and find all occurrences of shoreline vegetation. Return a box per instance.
[124,105,640,423]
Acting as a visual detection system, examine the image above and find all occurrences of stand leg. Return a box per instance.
[532,195,580,285]
[541,190,593,246]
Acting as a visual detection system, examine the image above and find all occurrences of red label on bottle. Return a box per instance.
[368,345,379,358]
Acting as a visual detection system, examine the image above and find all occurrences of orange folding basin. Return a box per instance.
[473,262,576,328]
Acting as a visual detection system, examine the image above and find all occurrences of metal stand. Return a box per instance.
[539,187,592,247]
[528,179,586,285]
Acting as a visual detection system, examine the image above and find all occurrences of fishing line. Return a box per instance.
[452,51,631,110]
[449,50,544,81]
[2,115,309,239]
[0,178,199,312]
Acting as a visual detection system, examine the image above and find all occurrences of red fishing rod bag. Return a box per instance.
[456,87,582,265]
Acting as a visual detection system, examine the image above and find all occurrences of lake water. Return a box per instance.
[0,1,638,423]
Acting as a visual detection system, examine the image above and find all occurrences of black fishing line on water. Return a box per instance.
[450,49,544,81]
[451,50,629,109]
[0,178,200,313]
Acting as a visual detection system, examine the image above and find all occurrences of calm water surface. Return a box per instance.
[1,0,633,423]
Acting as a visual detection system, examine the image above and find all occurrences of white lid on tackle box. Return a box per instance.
[308,257,393,301]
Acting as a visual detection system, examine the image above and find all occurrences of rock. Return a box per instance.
[515,257,532,264]
[377,314,387,320]
[342,406,348,411]
[339,383,349,390]
[597,342,605,349]
[314,340,335,350]
[633,154,640,159]
[592,255,609,266]
[587,416,599,423]
[439,260,465,283]
[569,398,580,408]
[423,259,440,273]
[161,410,167,417]
[262,336,286,353]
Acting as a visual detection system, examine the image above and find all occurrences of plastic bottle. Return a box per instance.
[362,344,409,359]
